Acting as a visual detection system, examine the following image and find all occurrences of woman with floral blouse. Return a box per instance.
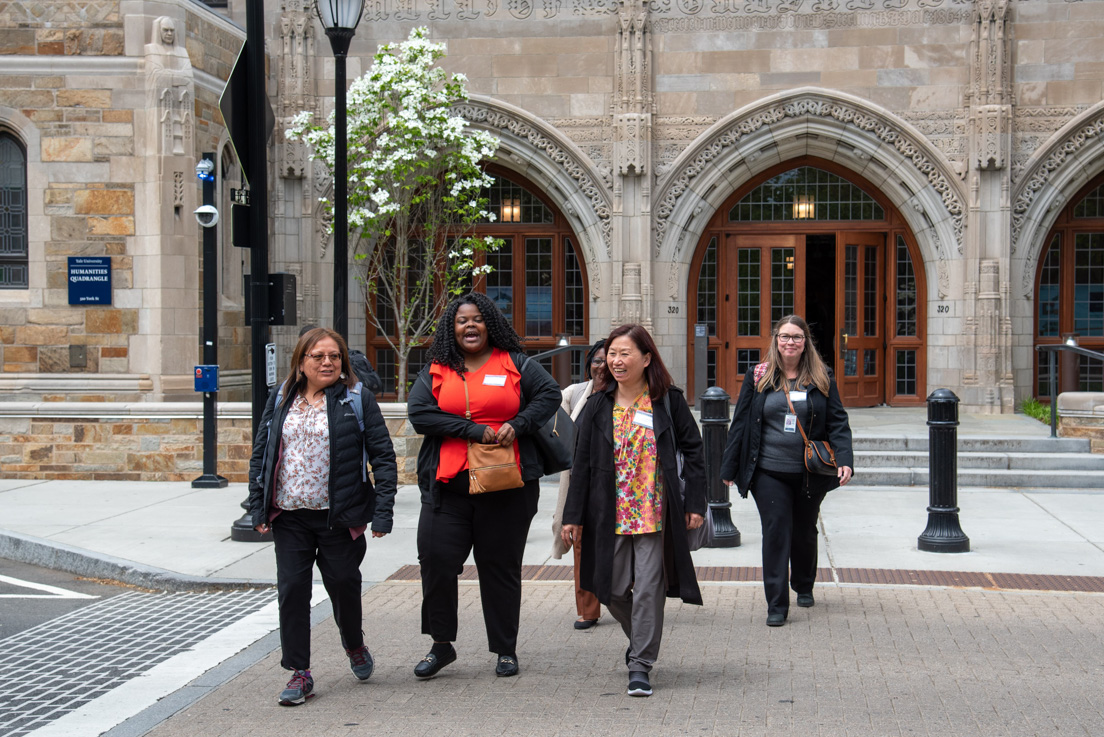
[561,324,707,698]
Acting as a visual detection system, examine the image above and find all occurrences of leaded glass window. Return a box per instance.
[1037,235,1060,337]
[1074,182,1104,219]
[0,133,27,289]
[737,248,760,336]
[484,177,554,224]
[771,248,794,324]
[728,166,885,222]
[697,237,717,336]
[1074,233,1104,336]
[896,235,917,337]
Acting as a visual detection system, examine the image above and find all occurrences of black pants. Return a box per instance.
[749,469,824,616]
[272,508,367,670]
[417,475,539,655]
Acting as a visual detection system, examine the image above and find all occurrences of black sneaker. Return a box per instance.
[278,669,314,706]
[414,645,457,679]
[347,645,374,681]
[796,593,815,608]
[495,654,519,677]
[627,672,652,697]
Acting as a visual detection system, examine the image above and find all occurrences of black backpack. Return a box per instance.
[349,350,383,394]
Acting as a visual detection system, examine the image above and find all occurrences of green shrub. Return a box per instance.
[1020,397,1052,426]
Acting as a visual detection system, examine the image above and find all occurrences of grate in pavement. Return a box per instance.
[387,563,1104,592]
[0,588,274,737]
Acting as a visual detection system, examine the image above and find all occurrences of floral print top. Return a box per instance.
[613,392,663,535]
[275,393,331,510]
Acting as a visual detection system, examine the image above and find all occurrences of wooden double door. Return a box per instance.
[715,232,887,406]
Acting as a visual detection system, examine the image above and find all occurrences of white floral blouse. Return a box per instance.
[274,394,331,510]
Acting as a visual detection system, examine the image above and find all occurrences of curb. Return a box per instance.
[0,528,277,592]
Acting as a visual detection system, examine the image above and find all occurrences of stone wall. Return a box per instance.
[1057,392,1104,454]
[0,402,421,483]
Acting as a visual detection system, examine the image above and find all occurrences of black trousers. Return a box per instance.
[417,475,539,655]
[272,508,367,670]
[749,469,825,615]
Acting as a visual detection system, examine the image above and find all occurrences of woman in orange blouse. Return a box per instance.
[407,293,560,679]
[561,324,707,698]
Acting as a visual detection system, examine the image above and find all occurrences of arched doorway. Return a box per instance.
[366,165,589,397]
[1034,175,1104,396]
[688,158,926,407]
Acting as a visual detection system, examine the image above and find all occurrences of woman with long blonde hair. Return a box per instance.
[719,315,854,627]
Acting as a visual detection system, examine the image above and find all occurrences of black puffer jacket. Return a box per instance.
[247,380,398,532]
[407,351,560,506]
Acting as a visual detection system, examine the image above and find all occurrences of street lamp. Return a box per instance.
[316,0,365,341]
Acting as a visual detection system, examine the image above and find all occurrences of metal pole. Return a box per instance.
[699,385,740,547]
[327,28,354,342]
[193,152,227,489]
[917,388,969,553]
[1048,348,1057,438]
[231,0,272,542]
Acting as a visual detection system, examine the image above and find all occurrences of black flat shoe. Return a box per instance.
[495,654,519,677]
[414,646,456,679]
[573,618,598,630]
[796,593,815,608]
[766,612,787,627]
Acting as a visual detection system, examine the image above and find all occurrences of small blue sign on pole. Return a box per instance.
[68,256,112,305]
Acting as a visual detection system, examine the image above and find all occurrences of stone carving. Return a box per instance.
[618,262,644,325]
[613,0,654,183]
[1011,108,1104,259]
[1012,107,1086,182]
[456,102,613,255]
[278,0,316,179]
[144,17,193,157]
[173,171,184,207]
[965,1,1010,172]
[654,95,966,257]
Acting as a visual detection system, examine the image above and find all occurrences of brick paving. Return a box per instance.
[145,580,1104,737]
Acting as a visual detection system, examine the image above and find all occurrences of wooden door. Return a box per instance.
[835,231,885,405]
[722,234,805,391]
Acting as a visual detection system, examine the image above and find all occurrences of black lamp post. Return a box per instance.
[316,0,364,342]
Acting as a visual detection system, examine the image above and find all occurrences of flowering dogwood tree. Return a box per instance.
[288,27,501,400]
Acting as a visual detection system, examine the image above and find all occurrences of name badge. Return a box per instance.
[483,374,507,387]
[784,413,798,433]
[789,391,807,402]
[632,411,654,429]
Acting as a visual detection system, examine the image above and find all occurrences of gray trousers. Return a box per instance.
[607,531,665,673]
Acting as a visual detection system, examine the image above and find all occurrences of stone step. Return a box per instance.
[856,450,1104,472]
[852,435,1091,453]
[855,467,1104,489]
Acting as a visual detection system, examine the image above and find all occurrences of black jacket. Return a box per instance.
[718,370,854,499]
[562,386,706,607]
[247,380,398,532]
[406,351,561,506]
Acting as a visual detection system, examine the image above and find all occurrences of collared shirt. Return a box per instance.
[612,392,663,535]
[275,394,331,510]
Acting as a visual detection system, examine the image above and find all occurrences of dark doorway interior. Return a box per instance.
[805,234,836,370]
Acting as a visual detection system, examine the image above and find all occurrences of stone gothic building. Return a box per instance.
[2,0,1102,412]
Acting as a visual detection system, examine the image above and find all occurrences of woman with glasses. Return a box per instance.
[247,327,397,705]
[407,293,560,679]
[719,315,854,627]
[551,339,606,630]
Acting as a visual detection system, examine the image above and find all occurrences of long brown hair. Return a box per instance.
[280,327,356,406]
[593,324,673,400]
[757,315,831,395]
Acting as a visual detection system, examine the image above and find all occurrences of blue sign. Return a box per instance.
[68,257,112,305]
[194,365,219,393]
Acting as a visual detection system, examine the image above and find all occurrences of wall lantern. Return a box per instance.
[792,193,815,220]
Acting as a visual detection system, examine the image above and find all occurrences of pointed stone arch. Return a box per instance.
[652,88,966,301]
[456,96,613,301]
[1012,102,1104,299]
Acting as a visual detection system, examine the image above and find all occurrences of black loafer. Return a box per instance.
[766,612,787,627]
[495,654,519,677]
[414,646,456,679]
[796,593,815,608]
[573,618,598,630]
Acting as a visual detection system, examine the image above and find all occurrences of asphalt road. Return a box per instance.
[0,556,129,640]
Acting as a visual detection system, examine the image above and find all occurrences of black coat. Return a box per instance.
[247,380,398,532]
[718,370,854,499]
[407,351,561,506]
[562,385,706,607]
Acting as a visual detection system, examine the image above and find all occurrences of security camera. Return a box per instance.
[194,204,220,228]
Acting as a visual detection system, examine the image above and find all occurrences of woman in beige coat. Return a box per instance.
[551,339,606,630]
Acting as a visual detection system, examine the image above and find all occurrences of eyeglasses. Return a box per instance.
[590,356,606,365]
[776,334,806,343]
[306,352,342,364]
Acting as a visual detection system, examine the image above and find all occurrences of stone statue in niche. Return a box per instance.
[144,16,194,157]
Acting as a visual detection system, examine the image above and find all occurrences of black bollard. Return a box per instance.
[699,385,740,547]
[918,388,970,552]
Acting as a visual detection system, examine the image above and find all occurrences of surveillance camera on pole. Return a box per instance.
[194,204,220,228]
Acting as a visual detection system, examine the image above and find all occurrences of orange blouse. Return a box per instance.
[431,348,522,482]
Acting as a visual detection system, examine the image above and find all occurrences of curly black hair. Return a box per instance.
[427,292,525,375]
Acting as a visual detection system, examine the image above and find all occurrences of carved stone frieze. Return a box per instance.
[965,1,1010,173]
[613,0,654,185]
[1011,109,1104,261]
[278,0,315,179]
[1011,107,1087,183]
[456,102,613,255]
[654,95,966,256]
